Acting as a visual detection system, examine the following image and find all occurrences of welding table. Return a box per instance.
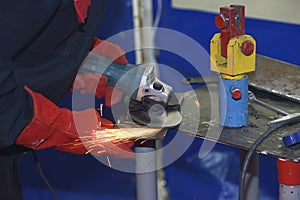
[178,55,300,199]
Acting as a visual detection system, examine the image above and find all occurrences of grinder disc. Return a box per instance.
[130,109,182,128]
[128,93,183,128]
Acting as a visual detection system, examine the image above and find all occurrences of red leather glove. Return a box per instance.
[15,86,134,158]
[71,38,128,106]
[92,38,128,65]
[74,0,91,24]
[72,72,123,107]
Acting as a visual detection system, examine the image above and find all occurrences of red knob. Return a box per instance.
[232,88,242,100]
[215,15,228,29]
[241,40,254,56]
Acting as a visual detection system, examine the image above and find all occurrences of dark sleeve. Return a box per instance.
[0,58,34,148]
[0,0,107,149]
[0,0,62,58]
[0,1,61,148]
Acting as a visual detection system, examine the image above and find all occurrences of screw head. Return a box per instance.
[241,40,254,56]
[215,15,228,29]
[232,88,242,100]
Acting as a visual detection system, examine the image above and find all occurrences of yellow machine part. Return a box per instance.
[210,33,256,77]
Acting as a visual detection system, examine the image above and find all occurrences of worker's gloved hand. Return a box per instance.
[92,38,128,65]
[15,86,134,158]
[71,38,127,106]
[71,73,123,107]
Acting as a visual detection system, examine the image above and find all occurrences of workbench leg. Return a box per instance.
[277,158,300,200]
[240,150,259,200]
[135,140,157,200]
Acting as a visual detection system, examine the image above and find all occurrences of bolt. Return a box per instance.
[215,15,228,29]
[232,88,242,100]
[241,40,254,56]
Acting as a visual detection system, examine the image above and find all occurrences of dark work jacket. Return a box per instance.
[0,0,107,149]
[0,0,107,199]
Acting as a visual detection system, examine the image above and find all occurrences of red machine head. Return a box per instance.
[215,5,245,57]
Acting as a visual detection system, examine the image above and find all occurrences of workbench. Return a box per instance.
[177,55,300,199]
[179,55,300,161]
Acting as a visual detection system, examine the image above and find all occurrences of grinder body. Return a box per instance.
[80,52,171,103]
[79,52,181,128]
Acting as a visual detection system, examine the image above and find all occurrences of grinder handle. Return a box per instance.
[79,52,145,98]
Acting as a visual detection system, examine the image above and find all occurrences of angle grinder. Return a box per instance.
[79,52,182,128]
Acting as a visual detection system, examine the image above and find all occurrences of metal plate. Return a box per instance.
[248,55,300,103]
[179,85,300,161]
[177,55,300,160]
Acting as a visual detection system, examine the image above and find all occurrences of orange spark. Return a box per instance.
[195,100,201,108]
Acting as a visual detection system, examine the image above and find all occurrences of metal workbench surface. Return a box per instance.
[177,55,300,161]
[249,55,300,103]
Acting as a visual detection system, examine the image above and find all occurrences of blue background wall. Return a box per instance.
[19,0,300,199]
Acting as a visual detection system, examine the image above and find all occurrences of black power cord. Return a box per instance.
[32,151,60,200]
[239,120,300,200]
